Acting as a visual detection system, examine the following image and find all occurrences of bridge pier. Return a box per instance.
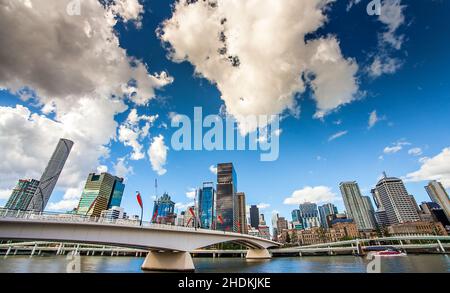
[246,248,271,259]
[141,251,195,272]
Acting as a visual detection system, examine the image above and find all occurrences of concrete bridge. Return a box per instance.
[0,209,279,271]
[272,235,450,255]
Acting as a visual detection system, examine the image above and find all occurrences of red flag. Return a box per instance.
[136,192,143,209]
[217,215,224,224]
[186,217,193,227]
[188,207,196,218]
[151,209,158,222]
[237,220,241,228]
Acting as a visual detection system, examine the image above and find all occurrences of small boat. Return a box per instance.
[375,250,407,257]
[366,246,407,257]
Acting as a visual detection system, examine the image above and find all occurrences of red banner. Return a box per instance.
[136,192,143,209]
[217,215,224,224]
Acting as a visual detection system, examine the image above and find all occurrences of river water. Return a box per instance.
[0,255,449,273]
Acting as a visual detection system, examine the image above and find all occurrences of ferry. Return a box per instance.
[366,246,407,257]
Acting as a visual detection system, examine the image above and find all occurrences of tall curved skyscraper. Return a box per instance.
[27,138,74,212]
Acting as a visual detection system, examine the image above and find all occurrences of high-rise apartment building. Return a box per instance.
[76,172,125,217]
[271,213,279,240]
[340,181,376,231]
[5,179,40,211]
[299,202,320,229]
[198,182,215,229]
[276,217,288,232]
[425,180,450,221]
[216,163,237,231]
[28,138,74,211]
[318,203,338,228]
[235,192,247,234]
[249,205,260,229]
[373,175,420,225]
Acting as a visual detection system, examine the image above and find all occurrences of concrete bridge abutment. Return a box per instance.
[246,248,271,259]
[141,251,195,272]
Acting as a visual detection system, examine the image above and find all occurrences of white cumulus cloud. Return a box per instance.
[148,135,168,176]
[0,0,173,210]
[158,0,359,133]
[209,165,218,175]
[383,140,410,154]
[284,186,339,205]
[405,147,450,188]
[408,147,423,157]
[257,203,271,209]
[186,188,196,199]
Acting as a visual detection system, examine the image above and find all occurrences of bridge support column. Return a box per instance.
[437,240,445,253]
[246,248,271,259]
[4,246,11,258]
[141,251,195,272]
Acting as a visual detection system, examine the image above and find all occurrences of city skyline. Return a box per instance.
[3,147,449,238]
[0,0,450,228]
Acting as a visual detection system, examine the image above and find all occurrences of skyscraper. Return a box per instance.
[291,209,301,222]
[425,180,450,221]
[28,138,74,211]
[318,203,338,228]
[299,202,320,229]
[5,179,40,211]
[276,216,288,232]
[259,213,266,226]
[198,182,215,229]
[340,181,376,231]
[216,163,237,231]
[249,205,260,229]
[76,172,125,217]
[236,192,247,234]
[373,175,420,225]
[271,213,279,240]
[152,192,176,225]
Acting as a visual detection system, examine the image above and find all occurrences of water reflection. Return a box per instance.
[0,255,448,273]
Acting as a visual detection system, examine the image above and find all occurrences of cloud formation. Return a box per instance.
[383,140,410,154]
[369,0,407,77]
[158,0,359,133]
[0,0,173,208]
[406,147,450,188]
[118,109,159,161]
[284,186,338,205]
[328,130,348,142]
[209,165,218,175]
[148,135,168,176]
[408,147,423,157]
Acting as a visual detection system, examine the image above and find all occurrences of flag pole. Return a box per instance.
[140,205,143,227]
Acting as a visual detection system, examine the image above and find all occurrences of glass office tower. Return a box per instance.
[299,202,321,228]
[250,205,260,229]
[108,180,125,209]
[216,163,237,231]
[28,138,74,211]
[198,182,215,229]
[5,179,40,211]
[318,203,338,228]
[76,172,125,217]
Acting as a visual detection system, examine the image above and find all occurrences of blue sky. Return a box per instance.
[0,0,449,226]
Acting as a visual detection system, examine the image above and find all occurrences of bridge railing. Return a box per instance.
[0,208,273,241]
